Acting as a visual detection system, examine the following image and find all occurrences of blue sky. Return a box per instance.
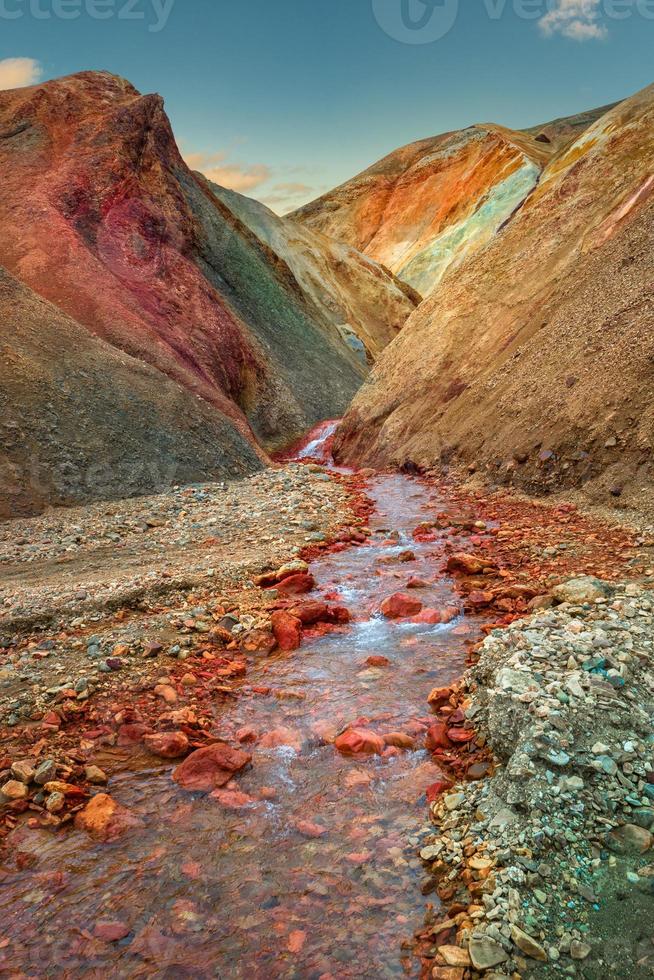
[0,0,652,212]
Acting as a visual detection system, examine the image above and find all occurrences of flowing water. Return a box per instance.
[1,429,485,979]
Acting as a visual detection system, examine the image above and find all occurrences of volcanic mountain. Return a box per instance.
[293,105,613,297]
[0,71,417,514]
[333,83,654,509]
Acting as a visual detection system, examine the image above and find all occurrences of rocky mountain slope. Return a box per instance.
[293,105,615,297]
[333,84,654,511]
[209,184,419,362]
[0,266,264,519]
[0,71,415,515]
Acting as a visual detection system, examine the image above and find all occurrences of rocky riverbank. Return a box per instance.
[0,463,371,839]
[420,577,654,979]
[2,459,654,977]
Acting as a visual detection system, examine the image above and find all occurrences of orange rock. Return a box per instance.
[275,573,316,596]
[412,608,442,624]
[172,744,251,793]
[154,684,178,704]
[447,728,476,744]
[259,727,303,751]
[426,722,452,751]
[270,611,302,651]
[210,788,254,809]
[382,732,416,750]
[446,553,493,575]
[428,686,455,708]
[143,731,189,759]
[74,793,142,842]
[294,819,328,838]
[466,591,494,609]
[287,930,307,954]
[334,729,386,756]
[380,592,423,618]
[240,629,276,654]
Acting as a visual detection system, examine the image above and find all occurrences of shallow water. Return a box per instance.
[1,442,484,978]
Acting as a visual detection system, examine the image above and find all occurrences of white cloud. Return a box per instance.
[184,151,270,193]
[0,57,42,90]
[539,0,608,41]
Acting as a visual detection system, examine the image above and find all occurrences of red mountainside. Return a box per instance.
[0,72,416,514]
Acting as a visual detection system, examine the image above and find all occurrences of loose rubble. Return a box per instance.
[419,579,654,977]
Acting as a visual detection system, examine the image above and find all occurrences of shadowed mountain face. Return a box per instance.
[0,71,416,514]
[0,266,263,518]
[292,104,618,298]
[333,84,654,505]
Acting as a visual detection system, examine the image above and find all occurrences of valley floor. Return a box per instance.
[0,454,653,977]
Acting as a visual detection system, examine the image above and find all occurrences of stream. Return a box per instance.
[1,427,487,979]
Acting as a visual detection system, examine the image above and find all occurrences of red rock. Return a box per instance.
[287,930,307,954]
[210,788,254,809]
[172,744,251,793]
[259,727,303,751]
[428,686,455,708]
[41,711,61,729]
[94,921,131,942]
[143,731,189,759]
[380,593,423,619]
[74,793,142,842]
[117,723,151,745]
[412,608,442,624]
[366,655,391,667]
[345,851,372,865]
[154,683,178,704]
[446,553,493,575]
[329,605,351,624]
[334,729,386,756]
[467,591,495,609]
[270,611,302,651]
[294,819,328,838]
[447,728,476,744]
[426,780,453,802]
[407,577,430,588]
[290,601,330,625]
[426,722,452,751]
[275,573,316,596]
[240,629,276,654]
[382,732,416,750]
[287,601,351,626]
